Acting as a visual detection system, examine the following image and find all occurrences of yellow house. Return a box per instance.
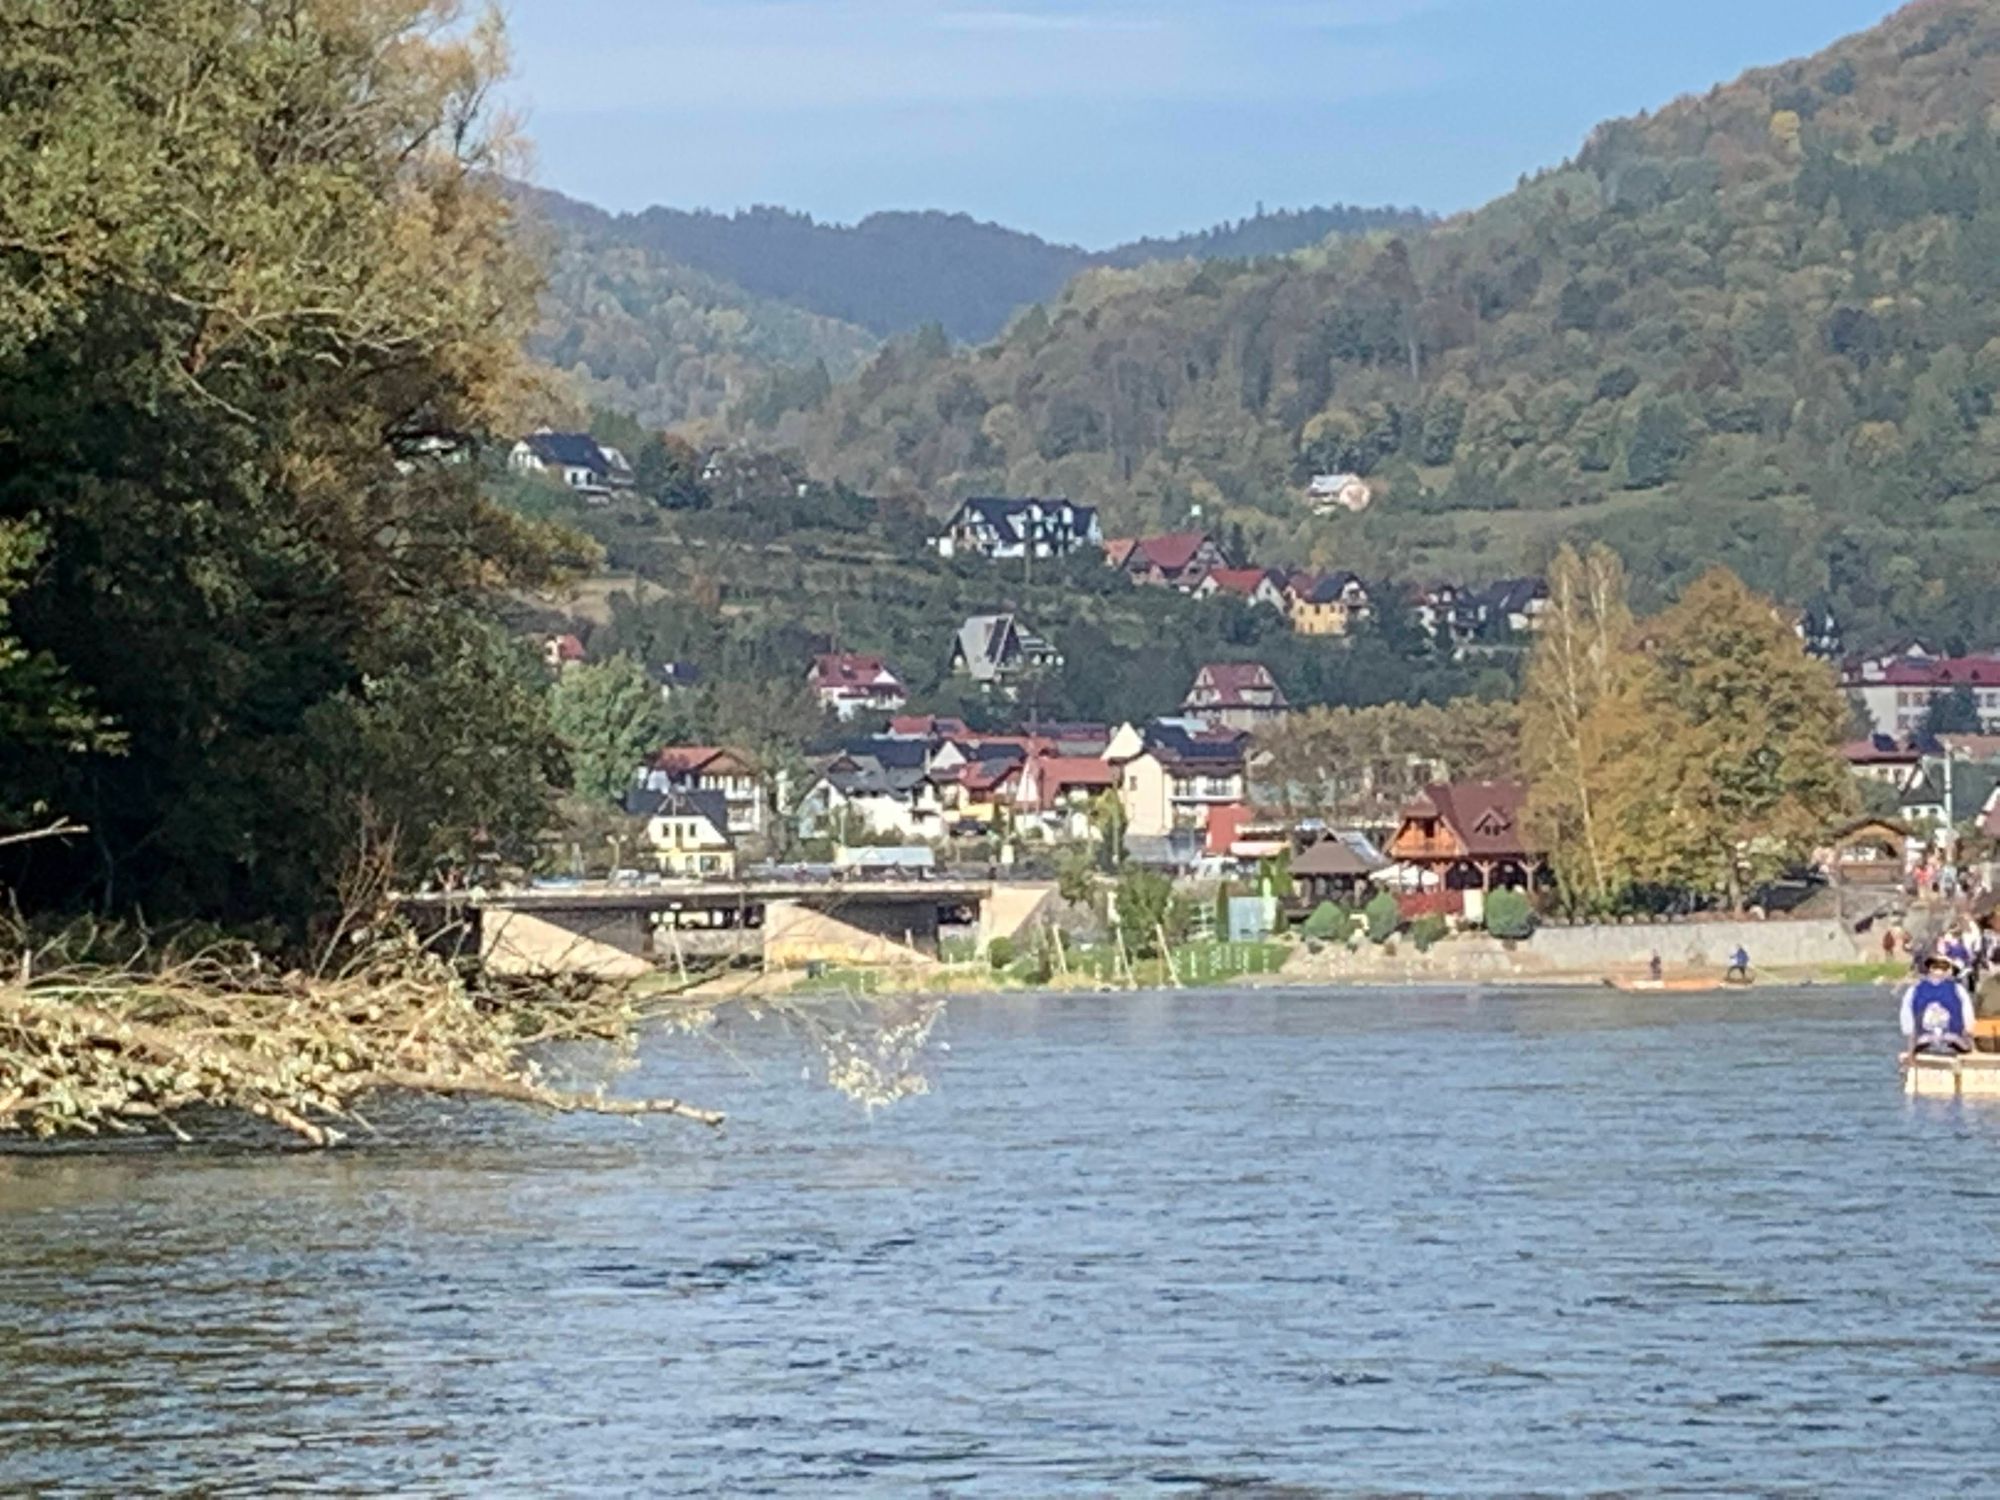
[626,787,737,880]
[1286,571,1372,637]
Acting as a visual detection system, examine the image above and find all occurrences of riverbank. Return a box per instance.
[772,916,1900,999]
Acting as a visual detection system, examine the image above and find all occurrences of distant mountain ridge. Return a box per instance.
[531,189,1434,344]
[774,0,2000,648]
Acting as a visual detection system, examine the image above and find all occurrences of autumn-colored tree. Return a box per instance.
[1595,569,1856,910]
[1521,544,1636,912]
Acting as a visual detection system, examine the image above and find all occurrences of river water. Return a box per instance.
[2,985,1996,1496]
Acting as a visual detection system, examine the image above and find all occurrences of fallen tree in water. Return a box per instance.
[0,939,725,1147]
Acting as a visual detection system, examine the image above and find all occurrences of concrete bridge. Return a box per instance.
[402,877,1056,979]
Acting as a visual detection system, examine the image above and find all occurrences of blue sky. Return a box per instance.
[504,0,1899,247]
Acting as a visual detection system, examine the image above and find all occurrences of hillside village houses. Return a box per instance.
[933,497,1102,560]
[808,652,909,720]
[1412,578,1551,647]
[1196,568,1289,610]
[1306,473,1374,515]
[1285,572,1373,637]
[509,429,633,499]
[1108,719,1251,848]
[1842,644,2000,736]
[1840,730,2000,849]
[1105,531,1232,592]
[1182,662,1291,733]
[620,786,737,879]
[951,613,1063,693]
[636,746,769,839]
[542,632,587,674]
[649,661,703,701]
[782,714,1254,859]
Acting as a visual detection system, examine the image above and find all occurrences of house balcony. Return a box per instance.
[1392,834,1465,863]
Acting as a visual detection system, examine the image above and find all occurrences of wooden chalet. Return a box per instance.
[1386,781,1545,893]
[1828,818,1912,887]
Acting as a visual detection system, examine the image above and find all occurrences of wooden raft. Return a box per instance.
[1904,1048,2000,1098]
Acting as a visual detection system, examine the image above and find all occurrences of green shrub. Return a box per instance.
[987,936,1017,972]
[1114,868,1186,957]
[1410,914,1449,953]
[1365,891,1403,944]
[1301,901,1347,940]
[1485,889,1537,941]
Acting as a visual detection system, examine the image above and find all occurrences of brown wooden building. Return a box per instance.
[1386,781,1545,893]
[1828,818,1911,888]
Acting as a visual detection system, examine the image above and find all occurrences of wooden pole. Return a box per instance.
[1114,925,1136,989]
[1158,923,1183,989]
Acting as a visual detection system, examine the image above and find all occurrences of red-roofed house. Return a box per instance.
[638,746,767,838]
[1844,654,2000,736]
[808,653,909,721]
[1182,662,1291,732]
[885,714,971,741]
[1387,781,1544,895]
[542,633,587,673]
[1196,568,1288,610]
[1105,531,1231,592]
[1015,752,1120,839]
[1841,735,1926,790]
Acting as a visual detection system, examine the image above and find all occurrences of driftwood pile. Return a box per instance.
[0,941,724,1147]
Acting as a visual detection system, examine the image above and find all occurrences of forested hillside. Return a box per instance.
[546,198,1432,344]
[774,0,2000,647]
[513,188,879,430]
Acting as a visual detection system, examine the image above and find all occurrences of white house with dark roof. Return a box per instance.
[933,497,1102,561]
[509,429,633,498]
[620,786,737,880]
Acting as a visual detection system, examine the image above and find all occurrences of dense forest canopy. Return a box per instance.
[764,0,2000,648]
[511,185,882,431]
[0,0,580,925]
[519,189,1432,429]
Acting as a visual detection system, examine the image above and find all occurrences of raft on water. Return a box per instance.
[1904,1052,2000,1098]
[1604,976,1754,994]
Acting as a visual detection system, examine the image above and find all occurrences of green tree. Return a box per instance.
[1057,846,1098,909]
[1088,789,1128,869]
[1622,399,1692,489]
[550,656,672,806]
[1114,868,1185,957]
[1923,685,1984,736]
[0,0,580,923]
[0,523,120,805]
[633,434,706,509]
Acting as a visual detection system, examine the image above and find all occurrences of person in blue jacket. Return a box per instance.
[1901,951,1977,1059]
[1726,946,1751,982]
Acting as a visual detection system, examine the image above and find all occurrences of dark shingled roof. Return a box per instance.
[522,431,611,473]
[621,786,731,833]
